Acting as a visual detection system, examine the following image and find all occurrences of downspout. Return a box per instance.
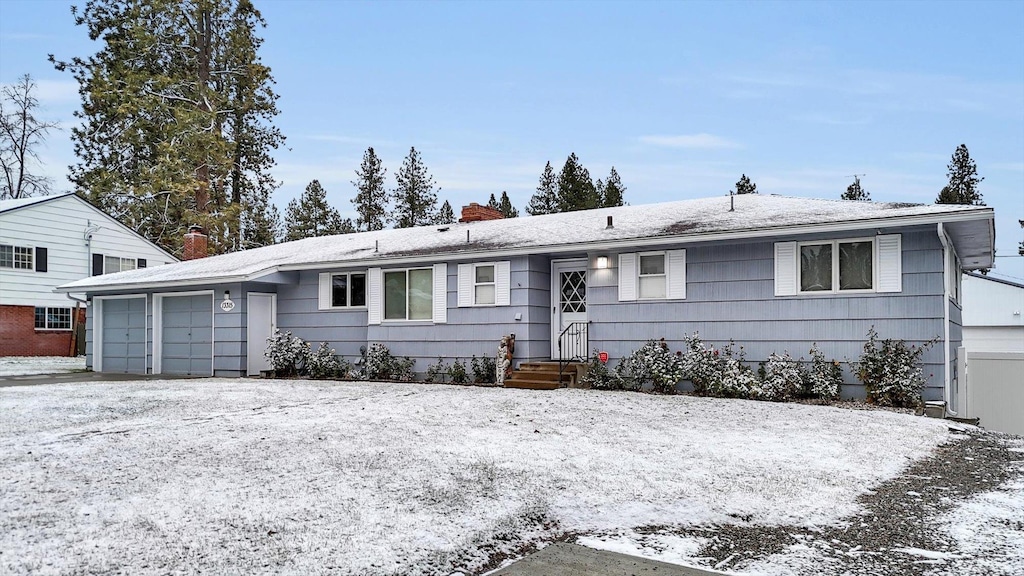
[936,223,951,413]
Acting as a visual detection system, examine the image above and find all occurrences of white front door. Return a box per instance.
[247,293,277,376]
[551,259,588,360]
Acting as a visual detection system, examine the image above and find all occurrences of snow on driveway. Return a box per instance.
[0,356,86,377]
[0,379,952,575]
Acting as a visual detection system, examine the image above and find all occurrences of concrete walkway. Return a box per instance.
[492,543,728,576]
[0,371,199,388]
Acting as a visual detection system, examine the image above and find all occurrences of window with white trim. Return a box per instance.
[34,307,72,330]
[798,239,874,293]
[104,256,137,274]
[638,253,667,299]
[474,264,495,305]
[0,244,33,269]
[947,250,961,304]
[331,272,367,307]
[384,268,433,321]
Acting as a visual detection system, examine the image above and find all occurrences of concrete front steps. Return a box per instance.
[504,361,585,390]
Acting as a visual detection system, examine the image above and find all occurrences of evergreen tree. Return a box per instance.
[284,180,349,240]
[437,200,456,224]
[732,174,758,195]
[556,153,599,212]
[486,193,500,211]
[392,146,439,228]
[239,185,280,248]
[936,144,984,205]
[1,74,60,199]
[602,166,626,207]
[497,191,519,218]
[526,161,559,215]
[51,0,284,256]
[841,176,870,201]
[351,146,388,231]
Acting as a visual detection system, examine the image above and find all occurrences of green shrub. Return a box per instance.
[756,351,805,402]
[805,343,842,401]
[471,355,497,384]
[306,342,345,379]
[362,343,415,381]
[265,329,309,377]
[854,327,937,408]
[616,339,686,394]
[448,358,468,384]
[580,350,625,390]
[425,357,449,383]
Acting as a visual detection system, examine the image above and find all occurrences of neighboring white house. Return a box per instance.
[0,193,176,356]
[962,272,1024,353]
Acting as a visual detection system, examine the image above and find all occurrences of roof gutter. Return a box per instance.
[55,207,996,295]
[937,222,953,416]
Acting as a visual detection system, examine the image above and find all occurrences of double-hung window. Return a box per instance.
[0,244,33,269]
[331,272,367,307]
[638,253,667,299]
[474,264,496,305]
[798,239,874,293]
[104,256,137,274]
[34,307,72,330]
[384,268,433,321]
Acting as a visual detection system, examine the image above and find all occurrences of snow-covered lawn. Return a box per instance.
[0,379,955,575]
[0,355,87,376]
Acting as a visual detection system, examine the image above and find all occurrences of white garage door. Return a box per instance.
[161,294,213,376]
[100,297,146,374]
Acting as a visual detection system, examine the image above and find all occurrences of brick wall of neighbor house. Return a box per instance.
[0,305,86,356]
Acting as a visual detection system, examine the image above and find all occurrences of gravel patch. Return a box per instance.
[580,427,1022,575]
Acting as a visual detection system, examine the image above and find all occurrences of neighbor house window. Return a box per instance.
[799,239,873,293]
[104,256,137,274]
[0,244,33,269]
[331,272,367,307]
[384,268,433,320]
[474,264,495,305]
[638,253,667,299]
[34,307,72,330]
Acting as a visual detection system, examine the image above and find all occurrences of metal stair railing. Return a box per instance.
[557,321,589,387]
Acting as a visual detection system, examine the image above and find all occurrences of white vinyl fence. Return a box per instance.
[960,349,1024,437]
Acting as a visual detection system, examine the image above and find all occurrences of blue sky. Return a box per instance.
[2,0,1022,279]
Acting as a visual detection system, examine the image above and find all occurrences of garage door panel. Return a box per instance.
[160,294,213,376]
[101,298,146,374]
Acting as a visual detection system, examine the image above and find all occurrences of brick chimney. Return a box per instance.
[183,225,209,260]
[459,203,504,223]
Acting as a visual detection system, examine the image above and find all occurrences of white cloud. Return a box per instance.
[638,134,742,149]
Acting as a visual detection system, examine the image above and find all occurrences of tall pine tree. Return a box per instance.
[351,146,388,231]
[556,153,599,212]
[526,161,559,215]
[601,166,626,207]
[284,180,351,240]
[732,174,758,195]
[497,191,519,218]
[437,200,455,224]
[936,144,984,205]
[841,176,870,201]
[52,0,284,256]
[486,193,500,211]
[392,146,438,228]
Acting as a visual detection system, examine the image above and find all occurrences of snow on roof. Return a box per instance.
[0,192,76,214]
[58,194,992,292]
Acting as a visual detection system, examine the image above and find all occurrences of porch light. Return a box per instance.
[596,256,609,269]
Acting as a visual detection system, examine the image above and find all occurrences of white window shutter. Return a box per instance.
[433,263,447,323]
[457,264,473,307]
[774,242,798,296]
[495,261,511,306]
[618,253,637,301]
[367,267,382,325]
[876,234,902,293]
[667,250,686,299]
[318,272,332,310]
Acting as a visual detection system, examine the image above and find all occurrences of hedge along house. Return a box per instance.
[57,195,994,410]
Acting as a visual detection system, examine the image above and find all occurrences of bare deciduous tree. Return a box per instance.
[0,74,59,199]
